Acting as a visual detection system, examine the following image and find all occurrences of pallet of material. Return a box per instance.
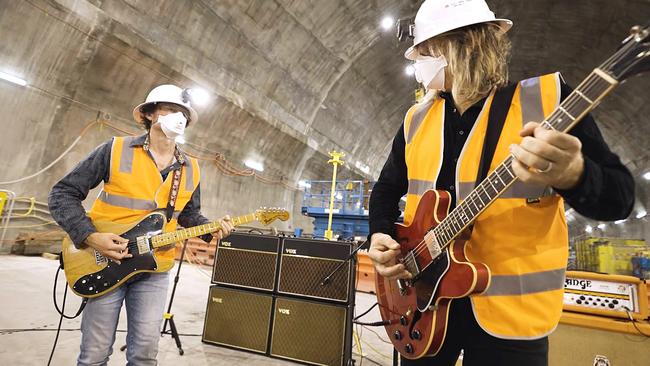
[356,250,376,294]
[175,237,216,266]
[11,230,66,255]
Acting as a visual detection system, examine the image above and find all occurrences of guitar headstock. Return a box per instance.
[255,207,290,226]
[605,23,650,81]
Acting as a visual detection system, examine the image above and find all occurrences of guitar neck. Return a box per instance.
[431,69,618,247]
[151,213,257,248]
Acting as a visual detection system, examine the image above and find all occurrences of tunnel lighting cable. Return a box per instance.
[0,121,99,185]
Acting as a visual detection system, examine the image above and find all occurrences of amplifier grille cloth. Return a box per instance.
[203,286,272,353]
[213,248,276,290]
[271,297,347,366]
[279,256,349,302]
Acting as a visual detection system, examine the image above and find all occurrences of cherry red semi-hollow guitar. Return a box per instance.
[376,24,650,359]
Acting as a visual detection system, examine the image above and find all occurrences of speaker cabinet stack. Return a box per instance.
[202,234,355,366]
[203,286,273,353]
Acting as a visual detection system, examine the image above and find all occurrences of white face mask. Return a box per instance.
[157,112,187,139]
[413,55,448,91]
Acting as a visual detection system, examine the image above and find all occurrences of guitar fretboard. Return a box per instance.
[150,213,257,248]
[428,69,618,252]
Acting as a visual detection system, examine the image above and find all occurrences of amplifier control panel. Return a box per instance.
[563,271,648,320]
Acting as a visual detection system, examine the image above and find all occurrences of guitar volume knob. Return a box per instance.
[405,343,414,354]
[393,330,402,340]
[411,329,421,340]
[400,316,408,326]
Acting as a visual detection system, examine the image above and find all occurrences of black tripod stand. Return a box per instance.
[160,239,189,355]
[119,239,188,355]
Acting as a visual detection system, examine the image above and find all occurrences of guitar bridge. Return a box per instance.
[136,236,151,255]
[401,251,420,278]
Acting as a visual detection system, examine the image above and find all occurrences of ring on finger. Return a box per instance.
[537,161,553,173]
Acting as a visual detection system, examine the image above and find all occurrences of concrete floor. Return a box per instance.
[0,255,395,366]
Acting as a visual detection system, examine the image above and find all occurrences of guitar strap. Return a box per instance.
[475,83,518,187]
[165,147,185,223]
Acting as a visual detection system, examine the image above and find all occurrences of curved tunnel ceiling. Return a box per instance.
[0,0,648,233]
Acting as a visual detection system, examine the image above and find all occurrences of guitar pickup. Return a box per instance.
[136,236,151,255]
[424,230,442,259]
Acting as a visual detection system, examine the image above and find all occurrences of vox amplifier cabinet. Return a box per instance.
[563,271,649,320]
[212,233,281,291]
[202,285,273,354]
[278,238,352,303]
[270,296,352,366]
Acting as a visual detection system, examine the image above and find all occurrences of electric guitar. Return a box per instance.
[376,24,650,358]
[62,207,289,298]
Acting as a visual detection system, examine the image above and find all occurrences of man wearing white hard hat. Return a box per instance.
[49,85,234,365]
[369,0,633,364]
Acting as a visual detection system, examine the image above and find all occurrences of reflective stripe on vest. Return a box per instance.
[119,136,136,174]
[482,268,566,296]
[97,191,157,211]
[402,73,568,339]
[455,76,555,202]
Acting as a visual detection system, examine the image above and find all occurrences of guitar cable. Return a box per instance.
[47,254,88,366]
[622,306,650,338]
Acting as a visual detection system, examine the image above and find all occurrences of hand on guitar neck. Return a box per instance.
[368,233,413,281]
[214,215,234,240]
[509,122,585,190]
[85,232,132,265]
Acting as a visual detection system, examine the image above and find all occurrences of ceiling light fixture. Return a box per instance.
[585,225,593,233]
[381,16,394,31]
[0,71,27,86]
[637,210,647,219]
[614,219,626,224]
[187,87,210,106]
[597,223,606,229]
[644,172,650,180]
[244,159,264,172]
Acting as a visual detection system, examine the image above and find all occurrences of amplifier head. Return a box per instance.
[270,296,350,366]
[563,271,649,320]
[278,238,352,303]
[202,285,273,353]
[213,232,280,291]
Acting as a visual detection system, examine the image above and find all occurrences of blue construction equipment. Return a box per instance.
[300,180,373,240]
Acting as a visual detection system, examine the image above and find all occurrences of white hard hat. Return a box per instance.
[405,0,512,60]
[132,84,199,125]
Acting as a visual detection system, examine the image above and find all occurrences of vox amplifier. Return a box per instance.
[277,238,353,303]
[213,232,280,291]
[202,285,273,354]
[563,271,649,320]
[270,296,352,366]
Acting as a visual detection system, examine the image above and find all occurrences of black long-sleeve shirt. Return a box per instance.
[48,134,213,247]
[369,82,635,239]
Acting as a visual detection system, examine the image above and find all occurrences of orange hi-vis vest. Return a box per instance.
[403,73,568,339]
[88,135,200,272]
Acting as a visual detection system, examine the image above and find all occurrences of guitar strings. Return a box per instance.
[405,74,617,269]
[401,59,625,270]
[408,73,610,261]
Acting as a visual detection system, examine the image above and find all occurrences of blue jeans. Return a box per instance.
[77,272,170,366]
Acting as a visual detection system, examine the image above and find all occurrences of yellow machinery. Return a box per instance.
[324,151,344,240]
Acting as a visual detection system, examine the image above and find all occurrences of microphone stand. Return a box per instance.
[320,239,368,286]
